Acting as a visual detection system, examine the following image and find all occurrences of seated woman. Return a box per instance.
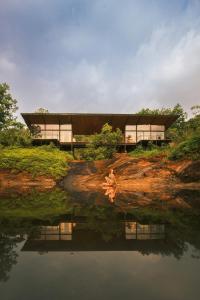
[102,169,117,187]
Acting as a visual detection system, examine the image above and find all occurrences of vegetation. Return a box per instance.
[0,83,18,130]
[137,103,187,140]
[0,188,73,219]
[0,83,33,147]
[131,104,200,161]
[169,134,200,160]
[0,146,73,179]
[34,107,49,113]
[81,123,123,160]
[129,143,170,158]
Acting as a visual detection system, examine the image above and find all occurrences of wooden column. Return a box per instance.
[59,122,61,142]
[150,124,152,141]
[136,124,138,143]
[124,130,126,152]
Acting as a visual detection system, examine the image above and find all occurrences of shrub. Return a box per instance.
[169,134,200,160]
[0,147,73,179]
[81,123,123,160]
[0,127,32,147]
[129,143,170,158]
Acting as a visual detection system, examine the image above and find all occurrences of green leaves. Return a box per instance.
[0,83,18,130]
[169,134,200,160]
[82,123,123,160]
[0,147,73,179]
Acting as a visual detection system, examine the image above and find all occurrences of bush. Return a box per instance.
[0,127,32,147]
[129,143,170,158]
[169,134,200,160]
[81,123,123,160]
[0,147,73,179]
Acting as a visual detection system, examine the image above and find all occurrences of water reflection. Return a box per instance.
[21,221,166,253]
[1,188,200,287]
[102,185,117,203]
[125,222,165,240]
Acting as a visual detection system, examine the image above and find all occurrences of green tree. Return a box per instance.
[82,123,123,160]
[0,83,18,130]
[35,108,49,113]
[185,106,200,136]
[137,103,187,140]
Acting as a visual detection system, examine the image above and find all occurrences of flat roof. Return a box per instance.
[21,113,179,135]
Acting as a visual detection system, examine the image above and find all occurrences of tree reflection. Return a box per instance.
[0,234,18,282]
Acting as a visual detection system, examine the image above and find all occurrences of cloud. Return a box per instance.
[0,0,200,119]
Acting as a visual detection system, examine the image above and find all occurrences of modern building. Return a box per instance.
[21,112,178,151]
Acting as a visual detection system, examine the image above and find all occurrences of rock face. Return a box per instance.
[63,154,200,193]
[177,161,200,182]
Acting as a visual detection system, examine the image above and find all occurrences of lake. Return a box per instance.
[0,188,200,300]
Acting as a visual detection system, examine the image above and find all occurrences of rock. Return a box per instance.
[178,161,200,182]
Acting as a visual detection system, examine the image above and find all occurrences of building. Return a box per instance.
[21,112,178,151]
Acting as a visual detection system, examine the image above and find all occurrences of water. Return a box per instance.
[0,188,200,300]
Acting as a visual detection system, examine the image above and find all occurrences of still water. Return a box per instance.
[0,188,200,300]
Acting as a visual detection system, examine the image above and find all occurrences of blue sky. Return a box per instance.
[0,0,200,116]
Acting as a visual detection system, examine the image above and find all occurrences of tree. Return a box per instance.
[35,108,49,113]
[191,105,200,116]
[0,83,18,130]
[0,83,32,146]
[0,234,18,282]
[82,123,123,160]
[137,103,187,140]
[186,106,200,135]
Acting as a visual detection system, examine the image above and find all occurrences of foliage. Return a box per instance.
[81,123,123,160]
[169,134,200,160]
[35,108,49,113]
[137,103,187,140]
[0,83,18,130]
[129,143,170,158]
[0,127,32,147]
[0,188,73,219]
[0,147,73,179]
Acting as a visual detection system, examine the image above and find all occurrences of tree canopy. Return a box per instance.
[0,83,18,130]
[35,108,49,113]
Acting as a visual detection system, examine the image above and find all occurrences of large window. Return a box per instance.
[125,125,137,143]
[125,124,165,143]
[33,123,72,142]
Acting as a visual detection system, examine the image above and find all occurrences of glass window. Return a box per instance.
[125,131,136,143]
[46,124,59,130]
[60,124,72,130]
[125,125,136,131]
[60,131,72,142]
[35,124,45,130]
[137,132,144,141]
[150,132,165,140]
[45,130,59,139]
[137,124,150,131]
[151,125,165,131]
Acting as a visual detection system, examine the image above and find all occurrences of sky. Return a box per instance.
[0,0,200,118]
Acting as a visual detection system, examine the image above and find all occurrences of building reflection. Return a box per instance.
[36,223,76,241]
[125,222,165,240]
[21,221,166,252]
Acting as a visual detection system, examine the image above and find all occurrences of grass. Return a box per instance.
[129,145,170,159]
[0,146,73,179]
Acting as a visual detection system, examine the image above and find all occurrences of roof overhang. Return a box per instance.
[21,113,179,135]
